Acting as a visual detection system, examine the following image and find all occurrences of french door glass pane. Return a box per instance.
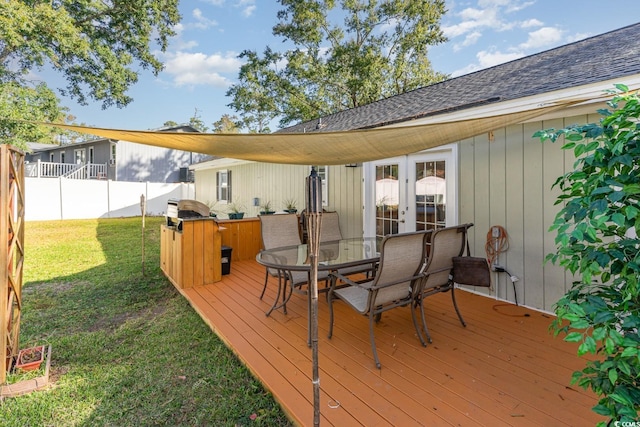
[375,164,399,238]
[415,160,446,231]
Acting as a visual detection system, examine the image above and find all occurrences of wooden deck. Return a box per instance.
[178,260,602,426]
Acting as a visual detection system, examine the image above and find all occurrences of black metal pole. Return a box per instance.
[305,167,322,427]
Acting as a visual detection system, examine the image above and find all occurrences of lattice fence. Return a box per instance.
[1,145,25,384]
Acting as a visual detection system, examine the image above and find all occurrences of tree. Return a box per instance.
[0,0,180,147]
[226,0,448,130]
[0,82,67,148]
[212,114,241,133]
[535,85,640,425]
[188,109,209,133]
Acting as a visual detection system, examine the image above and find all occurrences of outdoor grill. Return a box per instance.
[166,199,210,229]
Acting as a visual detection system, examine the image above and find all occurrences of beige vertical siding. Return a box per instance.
[459,113,597,312]
[194,109,597,313]
[327,165,364,238]
[194,162,363,239]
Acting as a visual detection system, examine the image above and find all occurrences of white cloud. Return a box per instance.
[232,0,256,17]
[450,63,481,78]
[461,31,482,47]
[451,47,525,76]
[441,0,567,77]
[192,8,218,30]
[520,18,543,28]
[173,39,199,50]
[443,0,536,39]
[443,19,482,38]
[518,26,564,50]
[504,1,535,13]
[478,0,534,13]
[476,49,524,67]
[452,30,483,52]
[201,0,225,5]
[163,51,243,88]
[566,31,591,43]
[241,5,256,17]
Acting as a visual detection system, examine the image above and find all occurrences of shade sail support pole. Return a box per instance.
[306,167,323,427]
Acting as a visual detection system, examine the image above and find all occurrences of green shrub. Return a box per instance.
[535,84,640,425]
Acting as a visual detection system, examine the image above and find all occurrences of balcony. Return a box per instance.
[25,161,108,179]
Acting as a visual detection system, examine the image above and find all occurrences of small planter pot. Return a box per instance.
[228,212,245,219]
[15,345,45,372]
[259,211,276,215]
[284,209,298,214]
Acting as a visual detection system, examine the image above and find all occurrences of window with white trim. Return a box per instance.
[312,165,328,206]
[217,170,231,202]
[74,149,85,164]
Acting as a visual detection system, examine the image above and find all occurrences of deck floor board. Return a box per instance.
[179,260,602,426]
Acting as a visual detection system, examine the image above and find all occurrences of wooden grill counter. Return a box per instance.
[161,218,223,289]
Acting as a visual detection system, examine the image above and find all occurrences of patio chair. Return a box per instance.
[327,231,429,369]
[319,211,343,242]
[259,213,301,306]
[260,213,330,317]
[320,211,376,280]
[415,223,474,344]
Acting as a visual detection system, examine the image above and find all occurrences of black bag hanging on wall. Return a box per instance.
[452,240,492,288]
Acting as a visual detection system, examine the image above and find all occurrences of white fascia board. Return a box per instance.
[189,157,253,171]
[384,75,640,128]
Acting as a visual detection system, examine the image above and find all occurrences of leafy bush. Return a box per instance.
[535,84,640,425]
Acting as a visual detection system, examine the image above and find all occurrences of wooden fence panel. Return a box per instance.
[1,145,25,384]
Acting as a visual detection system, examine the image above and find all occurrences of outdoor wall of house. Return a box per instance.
[116,142,208,183]
[326,165,364,238]
[458,111,598,313]
[91,140,112,160]
[26,140,111,168]
[194,162,364,239]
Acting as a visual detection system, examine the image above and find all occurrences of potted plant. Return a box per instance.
[227,201,245,219]
[206,200,219,218]
[259,200,275,215]
[283,198,298,214]
[15,345,45,372]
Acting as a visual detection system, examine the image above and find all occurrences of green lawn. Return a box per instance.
[2,217,291,426]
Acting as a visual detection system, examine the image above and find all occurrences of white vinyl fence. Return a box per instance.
[25,177,195,221]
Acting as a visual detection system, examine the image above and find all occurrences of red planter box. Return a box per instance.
[15,345,45,372]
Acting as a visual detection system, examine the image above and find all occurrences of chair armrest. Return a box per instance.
[371,273,425,291]
[329,271,360,288]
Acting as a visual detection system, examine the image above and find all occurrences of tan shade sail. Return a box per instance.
[43,101,579,165]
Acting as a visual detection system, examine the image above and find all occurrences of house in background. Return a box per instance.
[26,124,210,183]
[191,22,640,313]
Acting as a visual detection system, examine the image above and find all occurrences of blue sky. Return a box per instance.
[45,0,640,131]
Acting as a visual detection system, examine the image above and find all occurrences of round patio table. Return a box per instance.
[256,237,382,343]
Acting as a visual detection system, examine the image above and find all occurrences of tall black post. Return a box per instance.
[305,166,322,427]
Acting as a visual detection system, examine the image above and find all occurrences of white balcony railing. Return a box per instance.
[25,161,108,179]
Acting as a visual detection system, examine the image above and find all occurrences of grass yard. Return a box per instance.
[2,217,291,426]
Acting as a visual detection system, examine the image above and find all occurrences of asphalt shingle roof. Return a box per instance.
[279,22,640,134]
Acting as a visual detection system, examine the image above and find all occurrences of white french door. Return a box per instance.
[363,146,457,239]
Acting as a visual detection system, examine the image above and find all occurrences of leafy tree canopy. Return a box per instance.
[188,109,209,133]
[226,0,448,131]
[212,114,241,133]
[0,0,180,148]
